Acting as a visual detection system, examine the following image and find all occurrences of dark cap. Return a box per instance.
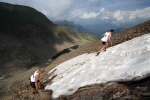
[110,29,114,32]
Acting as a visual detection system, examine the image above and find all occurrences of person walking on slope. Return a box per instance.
[30,68,44,94]
[96,29,114,56]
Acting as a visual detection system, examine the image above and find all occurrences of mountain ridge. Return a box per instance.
[53,20,92,34]
[0,2,97,71]
[54,20,129,36]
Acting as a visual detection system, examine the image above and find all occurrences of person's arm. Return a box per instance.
[98,33,104,41]
[108,33,112,46]
[101,33,105,38]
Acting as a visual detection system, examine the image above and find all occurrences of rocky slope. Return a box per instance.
[1,20,149,100]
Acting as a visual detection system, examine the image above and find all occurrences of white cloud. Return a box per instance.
[33,0,78,21]
[80,12,100,19]
[135,7,150,19]
[0,0,78,21]
[100,8,105,12]
[0,0,150,25]
[99,7,150,25]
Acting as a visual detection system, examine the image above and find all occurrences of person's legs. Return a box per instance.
[96,45,106,56]
[30,82,36,94]
[99,45,106,53]
[104,42,108,51]
[34,81,43,93]
[31,88,36,94]
[96,41,106,56]
[38,81,41,89]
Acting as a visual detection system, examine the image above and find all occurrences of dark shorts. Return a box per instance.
[30,80,40,88]
[102,41,106,45]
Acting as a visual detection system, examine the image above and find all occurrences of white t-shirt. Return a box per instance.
[30,70,39,82]
[101,32,110,42]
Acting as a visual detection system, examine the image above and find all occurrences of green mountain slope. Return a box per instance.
[54,20,91,33]
[0,2,97,70]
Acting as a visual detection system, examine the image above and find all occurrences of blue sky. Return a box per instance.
[0,0,150,25]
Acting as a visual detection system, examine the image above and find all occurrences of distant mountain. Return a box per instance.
[0,2,97,69]
[82,24,128,36]
[53,20,91,33]
[54,20,129,37]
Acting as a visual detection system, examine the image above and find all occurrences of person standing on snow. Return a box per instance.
[96,29,114,56]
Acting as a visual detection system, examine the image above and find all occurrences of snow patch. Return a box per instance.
[45,33,150,99]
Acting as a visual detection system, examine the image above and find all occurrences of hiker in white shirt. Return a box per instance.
[30,68,44,94]
[96,29,114,56]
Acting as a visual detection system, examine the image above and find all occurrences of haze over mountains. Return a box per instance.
[54,20,91,34]
[54,20,128,36]
[82,23,127,35]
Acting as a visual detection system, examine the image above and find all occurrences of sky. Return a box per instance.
[0,0,150,25]
[45,33,150,98]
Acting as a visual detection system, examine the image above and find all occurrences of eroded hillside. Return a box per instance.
[1,20,149,100]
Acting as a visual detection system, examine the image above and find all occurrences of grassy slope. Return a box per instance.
[55,25,97,43]
[0,2,97,71]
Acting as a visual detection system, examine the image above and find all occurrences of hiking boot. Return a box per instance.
[96,52,100,56]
